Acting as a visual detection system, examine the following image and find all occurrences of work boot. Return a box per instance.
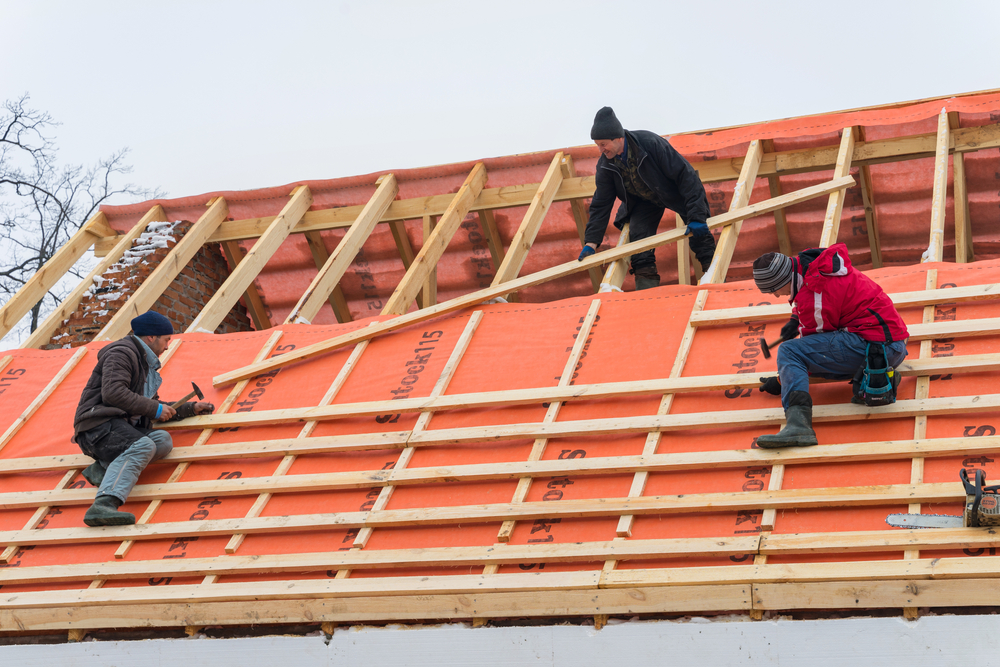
[635,275,660,290]
[83,495,136,527]
[81,461,105,487]
[756,390,818,448]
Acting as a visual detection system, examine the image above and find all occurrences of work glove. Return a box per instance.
[759,376,781,395]
[685,220,710,236]
[780,317,800,341]
[578,245,596,261]
[172,402,199,421]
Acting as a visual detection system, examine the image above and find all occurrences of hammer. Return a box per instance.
[170,382,204,409]
[760,336,789,360]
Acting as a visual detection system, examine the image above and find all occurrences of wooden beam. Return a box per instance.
[171,349,1000,433]
[214,175,856,386]
[421,214,438,308]
[0,535,761,586]
[286,175,398,324]
[388,220,416,269]
[0,213,106,342]
[221,241,272,330]
[0,481,971,545]
[491,153,564,288]
[950,113,973,263]
[561,155,602,291]
[923,109,950,263]
[22,206,169,349]
[96,199,229,341]
[186,187,312,333]
[700,140,763,284]
[381,163,488,315]
[304,231,353,323]
[599,223,630,292]
[818,127,856,247]
[476,209,506,273]
[688,282,1000,327]
[761,139,791,256]
[855,126,883,268]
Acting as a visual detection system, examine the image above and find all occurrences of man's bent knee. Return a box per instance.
[148,430,173,460]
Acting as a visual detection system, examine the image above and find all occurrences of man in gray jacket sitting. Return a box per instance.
[73,311,214,527]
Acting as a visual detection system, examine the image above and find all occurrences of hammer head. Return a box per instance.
[760,338,772,360]
[191,381,204,401]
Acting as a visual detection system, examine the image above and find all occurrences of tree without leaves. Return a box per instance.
[0,93,164,345]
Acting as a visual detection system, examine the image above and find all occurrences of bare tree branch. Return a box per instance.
[0,93,165,345]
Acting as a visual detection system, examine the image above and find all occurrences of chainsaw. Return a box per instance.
[886,468,1000,529]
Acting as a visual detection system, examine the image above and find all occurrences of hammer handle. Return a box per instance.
[170,390,197,409]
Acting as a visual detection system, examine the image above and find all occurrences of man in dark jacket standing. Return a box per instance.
[577,107,716,289]
[74,311,214,526]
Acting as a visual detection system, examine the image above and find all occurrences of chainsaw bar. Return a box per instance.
[885,513,963,529]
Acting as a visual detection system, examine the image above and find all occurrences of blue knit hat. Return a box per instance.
[131,311,173,336]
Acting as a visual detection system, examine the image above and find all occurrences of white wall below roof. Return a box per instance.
[2,614,998,666]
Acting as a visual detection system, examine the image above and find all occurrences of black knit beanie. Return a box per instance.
[131,311,174,336]
[752,253,793,293]
[591,107,624,140]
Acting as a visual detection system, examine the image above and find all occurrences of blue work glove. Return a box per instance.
[685,220,709,236]
[578,245,596,261]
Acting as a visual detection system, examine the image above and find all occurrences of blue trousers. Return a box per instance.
[777,330,908,409]
[97,430,172,503]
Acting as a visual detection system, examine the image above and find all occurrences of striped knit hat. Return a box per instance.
[752,253,793,293]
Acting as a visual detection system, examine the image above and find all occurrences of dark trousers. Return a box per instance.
[622,198,716,278]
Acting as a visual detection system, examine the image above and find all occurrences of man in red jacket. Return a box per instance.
[752,244,909,447]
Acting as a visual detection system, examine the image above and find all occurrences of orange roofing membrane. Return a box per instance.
[2,258,1000,628]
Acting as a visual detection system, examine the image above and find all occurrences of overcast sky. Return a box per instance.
[2,0,998,203]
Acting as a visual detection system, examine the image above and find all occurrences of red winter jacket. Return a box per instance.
[790,244,909,343]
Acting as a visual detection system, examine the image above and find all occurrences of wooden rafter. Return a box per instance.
[949,112,973,263]
[380,163,487,315]
[491,152,564,290]
[761,139,791,256]
[560,155,602,291]
[303,231,353,323]
[214,175,855,386]
[421,214,438,307]
[700,140,762,284]
[922,109,950,263]
[186,187,312,333]
[855,126,883,268]
[818,127,856,247]
[286,175,397,324]
[221,241,272,330]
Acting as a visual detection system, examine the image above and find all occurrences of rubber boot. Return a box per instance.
[83,495,136,527]
[635,275,660,290]
[756,390,818,448]
[82,461,105,487]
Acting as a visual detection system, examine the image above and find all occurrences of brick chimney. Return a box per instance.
[45,221,258,348]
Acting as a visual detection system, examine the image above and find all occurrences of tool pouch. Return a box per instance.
[851,342,898,407]
[961,468,1000,527]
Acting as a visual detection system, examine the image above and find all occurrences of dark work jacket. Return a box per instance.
[73,335,163,436]
[584,129,711,247]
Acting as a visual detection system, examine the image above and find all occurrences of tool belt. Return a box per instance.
[961,468,1000,527]
[851,342,898,407]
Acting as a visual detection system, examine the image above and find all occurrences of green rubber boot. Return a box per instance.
[83,495,136,527]
[82,461,105,487]
[756,391,818,448]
